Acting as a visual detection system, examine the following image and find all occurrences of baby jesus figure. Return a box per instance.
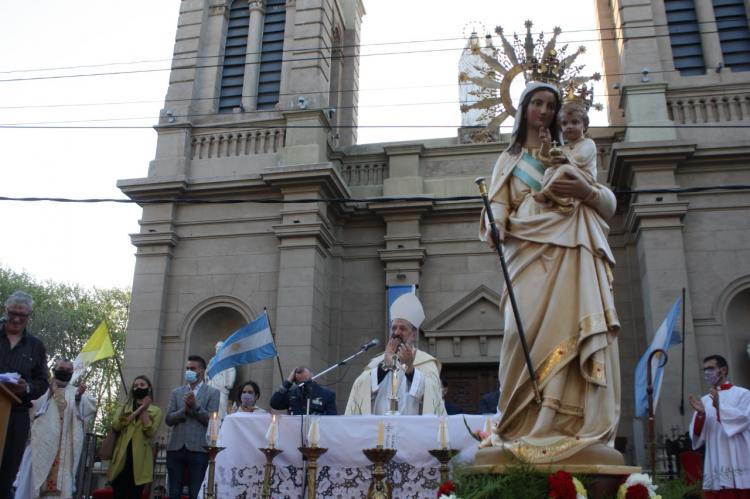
[534,102,597,214]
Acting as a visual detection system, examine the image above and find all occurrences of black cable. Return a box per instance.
[1,26,744,85]
[1,185,749,206]
[1,14,747,76]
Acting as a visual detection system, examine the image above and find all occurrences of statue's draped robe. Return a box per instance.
[479,148,621,463]
[345,351,446,416]
[15,386,96,498]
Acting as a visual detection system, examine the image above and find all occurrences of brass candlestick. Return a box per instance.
[428,448,459,483]
[259,447,283,499]
[202,444,226,499]
[362,447,397,499]
[299,446,328,499]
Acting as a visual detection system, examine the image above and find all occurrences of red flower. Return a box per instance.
[548,470,577,499]
[625,484,650,499]
[437,480,456,497]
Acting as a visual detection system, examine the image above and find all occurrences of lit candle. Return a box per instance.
[484,416,493,436]
[376,420,385,447]
[209,412,219,445]
[438,417,448,449]
[265,414,278,447]
[307,419,319,447]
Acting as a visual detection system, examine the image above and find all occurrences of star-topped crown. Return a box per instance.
[562,82,603,111]
[459,20,601,133]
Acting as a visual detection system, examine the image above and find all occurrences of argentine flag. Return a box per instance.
[207,311,278,378]
[634,296,682,418]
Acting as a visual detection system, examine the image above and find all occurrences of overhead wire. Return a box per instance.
[0,14,746,76]
[1,24,747,84]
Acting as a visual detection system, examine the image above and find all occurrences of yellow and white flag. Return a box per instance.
[72,321,115,382]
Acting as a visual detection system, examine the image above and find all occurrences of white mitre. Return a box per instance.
[390,293,425,329]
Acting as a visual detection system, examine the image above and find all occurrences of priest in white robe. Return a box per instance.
[345,294,446,416]
[689,354,750,498]
[15,359,96,499]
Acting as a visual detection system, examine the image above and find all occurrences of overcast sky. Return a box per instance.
[0,0,606,289]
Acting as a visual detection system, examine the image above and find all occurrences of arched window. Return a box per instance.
[256,0,286,110]
[219,0,251,113]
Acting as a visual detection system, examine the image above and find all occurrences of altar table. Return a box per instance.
[200,413,487,498]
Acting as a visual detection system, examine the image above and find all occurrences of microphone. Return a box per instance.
[360,338,380,351]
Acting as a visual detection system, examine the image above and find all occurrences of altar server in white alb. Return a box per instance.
[345,293,446,415]
[689,354,750,498]
[15,359,96,499]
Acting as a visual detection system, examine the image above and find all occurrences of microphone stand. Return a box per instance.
[297,342,377,498]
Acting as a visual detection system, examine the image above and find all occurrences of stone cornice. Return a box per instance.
[383,144,425,156]
[368,200,433,217]
[261,162,350,199]
[130,232,179,250]
[377,247,426,263]
[422,284,502,335]
[608,140,696,188]
[624,201,690,235]
[118,177,188,201]
[272,221,335,252]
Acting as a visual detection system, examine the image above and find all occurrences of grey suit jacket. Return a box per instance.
[165,382,220,452]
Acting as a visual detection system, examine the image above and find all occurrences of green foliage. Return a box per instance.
[451,464,550,498]
[655,476,702,499]
[0,266,130,434]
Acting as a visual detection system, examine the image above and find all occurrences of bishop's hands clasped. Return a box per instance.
[384,338,415,376]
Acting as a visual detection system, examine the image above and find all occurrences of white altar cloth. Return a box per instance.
[201,413,486,498]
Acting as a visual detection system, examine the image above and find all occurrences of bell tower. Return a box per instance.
[118,0,365,402]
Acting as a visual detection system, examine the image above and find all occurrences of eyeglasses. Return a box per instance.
[6,311,30,320]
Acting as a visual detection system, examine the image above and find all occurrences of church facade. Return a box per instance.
[119,0,750,466]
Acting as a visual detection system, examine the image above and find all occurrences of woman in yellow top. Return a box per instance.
[479,81,620,464]
[108,375,163,499]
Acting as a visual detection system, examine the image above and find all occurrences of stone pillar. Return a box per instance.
[620,84,677,142]
[121,203,179,392]
[281,110,331,165]
[263,165,348,389]
[609,142,703,454]
[694,0,722,70]
[242,0,266,110]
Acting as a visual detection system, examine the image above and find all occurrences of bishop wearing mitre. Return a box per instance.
[345,294,445,415]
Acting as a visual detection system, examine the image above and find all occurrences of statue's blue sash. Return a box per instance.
[511,151,545,192]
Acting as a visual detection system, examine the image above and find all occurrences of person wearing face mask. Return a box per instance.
[229,381,266,414]
[14,359,96,499]
[165,354,220,499]
[689,355,750,498]
[269,366,337,416]
[107,375,162,499]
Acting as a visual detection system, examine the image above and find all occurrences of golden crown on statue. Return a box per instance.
[459,20,602,129]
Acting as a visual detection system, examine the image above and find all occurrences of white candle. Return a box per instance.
[391,370,398,399]
[484,416,493,436]
[307,420,319,447]
[265,415,278,447]
[209,412,219,445]
[376,420,385,447]
[438,417,448,449]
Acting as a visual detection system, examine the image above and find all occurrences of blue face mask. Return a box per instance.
[185,370,198,384]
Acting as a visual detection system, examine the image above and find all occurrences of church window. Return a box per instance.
[712,0,750,72]
[256,0,286,110]
[219,0,251,113]
[664,0,706,76]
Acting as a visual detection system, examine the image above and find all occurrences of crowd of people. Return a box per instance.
[0,79,748,496]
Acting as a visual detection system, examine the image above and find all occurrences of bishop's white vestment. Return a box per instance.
[15,386,96,499]
[690,384,750,492]
[345,350,445,416]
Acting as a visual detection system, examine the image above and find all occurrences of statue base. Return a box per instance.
[472,442,639,475]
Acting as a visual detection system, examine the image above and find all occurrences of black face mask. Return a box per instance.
[133,387,149,399]
[54,370,73,382]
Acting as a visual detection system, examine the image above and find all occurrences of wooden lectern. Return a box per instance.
[0,383,21,468]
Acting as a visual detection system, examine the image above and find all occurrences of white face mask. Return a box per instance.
[241,393,256,408]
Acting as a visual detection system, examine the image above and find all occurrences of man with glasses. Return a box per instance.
[689,354,750,498]
[0,291,49,497]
